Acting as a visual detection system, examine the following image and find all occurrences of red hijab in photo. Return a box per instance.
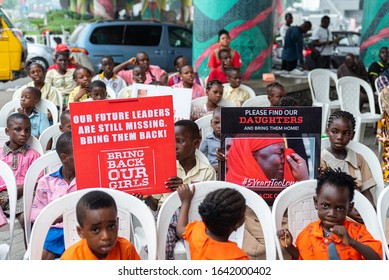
[225,138,296,186]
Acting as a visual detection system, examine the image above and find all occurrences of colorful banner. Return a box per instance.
[69,96,176,196]
[220,106,321,205]
[131,83,192,122]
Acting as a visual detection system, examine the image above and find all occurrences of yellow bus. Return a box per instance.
[0,6,27,81]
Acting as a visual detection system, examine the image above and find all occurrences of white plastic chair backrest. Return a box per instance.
[191,96,235,108]
[242,95,271,107]
[308,69,338,105]
[0,161,17,260]
[0,127,43,156]
[39,123,62,153]
[222,83,256,98]
[375,78,380,96]
[376,186,389,259]
[272,179,384,260]
[156,181,276,260]
[337,76,378,118]
[0,99,59,126]
[23,150,61,248]
[317,102,330,134]
[107,86,116,99]
[118,86,133,98]
[321,138,384,204]
[28,188,157,260]
[195,114,212,140]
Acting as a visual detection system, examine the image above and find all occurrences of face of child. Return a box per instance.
[175,126,198,162]
[175,57,188,70]
[60,118,72,133]
[55,54,69,72]
[207,84,223,105]
[29,65,45,84]
[75,69,92,89]
[180,65,194,85]
[132,68,146,84]
[219,34,230,48]
[136,53,150,71]
[227,70,241,88]
[268,87,286,106]
[211,111,221,138]
[253,142,285,181]
[101,58,114,76]
[6,118,31,149]
[20,89,39,109]
[314,183,352,231]
[326,118,354,152]
[77,206,118,260]
[379,48,388,62]
[90,86,107,100]
[220,52,232,68]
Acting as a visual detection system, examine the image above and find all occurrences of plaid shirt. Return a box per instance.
[2,141,27,170]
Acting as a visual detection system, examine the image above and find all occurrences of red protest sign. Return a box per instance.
[69,96,176,196]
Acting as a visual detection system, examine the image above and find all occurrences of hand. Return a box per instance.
[347,208,364,224]
[277,228,293,248]
[128,57,137,65]
[331,225,351,246]
[74,88,88,101]
[286,153,309,181]
[165,176,183,191]
[216,148,226,162]
[177,184,195,205]
[70,56,78,65]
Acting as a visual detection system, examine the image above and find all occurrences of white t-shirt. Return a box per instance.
[310,26,333,56]
[280,25,290,44]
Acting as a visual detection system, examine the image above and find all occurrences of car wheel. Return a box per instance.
[28,57,49,70]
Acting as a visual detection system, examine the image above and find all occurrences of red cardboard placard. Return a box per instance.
[69,96,176,196]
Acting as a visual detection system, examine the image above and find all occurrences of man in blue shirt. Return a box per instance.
[281,21,312,71]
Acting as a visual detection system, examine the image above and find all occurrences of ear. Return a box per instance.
[59,125,64,133]
[5,127,9,136]
[267,95,271,101]
[59,153,67,162]
[193,138,200,149]
[76,225,84,239]
[348,201,355,213]
[325,127,330,137]
[313,195,318,210]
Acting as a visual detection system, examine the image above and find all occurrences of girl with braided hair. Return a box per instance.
[176,185,248,260]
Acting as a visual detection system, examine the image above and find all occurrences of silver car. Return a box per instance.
[26,42,55,70]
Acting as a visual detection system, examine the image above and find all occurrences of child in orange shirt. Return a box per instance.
[60,190,140,260]
[208,49,232,84]
[277,168,382,260]
[176,185,249,260]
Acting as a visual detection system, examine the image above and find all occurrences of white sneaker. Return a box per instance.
[289,68,304,76]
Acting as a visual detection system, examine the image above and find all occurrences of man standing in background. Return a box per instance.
[280,13,293,45]
[310,15,334,69]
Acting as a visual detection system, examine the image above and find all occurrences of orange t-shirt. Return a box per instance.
[182,221,249,260]
[207,48,242,69]
[60,236,141,260]
[296,219,383,260]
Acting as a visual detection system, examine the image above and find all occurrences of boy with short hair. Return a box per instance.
[0,113,41,236]
[208,49,232,84]
[277,168,383,260]
[92,56,127,98]
[60,190,140,260]
[200,107,221,171]
[59,110,72,133]
[222,67,250,107]
[18,87,50,138]
[30,131,76,259]
[84,80,108,101]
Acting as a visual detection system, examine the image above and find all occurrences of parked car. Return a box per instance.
[25,42,54,70]
[272,31,361,70]
[68,20,193,73]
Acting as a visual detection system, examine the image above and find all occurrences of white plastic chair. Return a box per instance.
[0,161,18,260]
[321,138,384,204]
[337,76,381,142]
[39,123,62,153]
[242,95,271,107]
[308,69,340,111]
[0,127,43,156]
[191,96,235,108]
[272,179,385,260]
[118,85,133,98]
[156,181,276,260]
[0,99,59,127]
[375,78,381,97]
[27,188,157,260]
[223,83,256,98]
[23,150,61,255]
[107,87,116,99]
[376,186,389,259]
[13,85,63,114]
[195,114,212,140]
